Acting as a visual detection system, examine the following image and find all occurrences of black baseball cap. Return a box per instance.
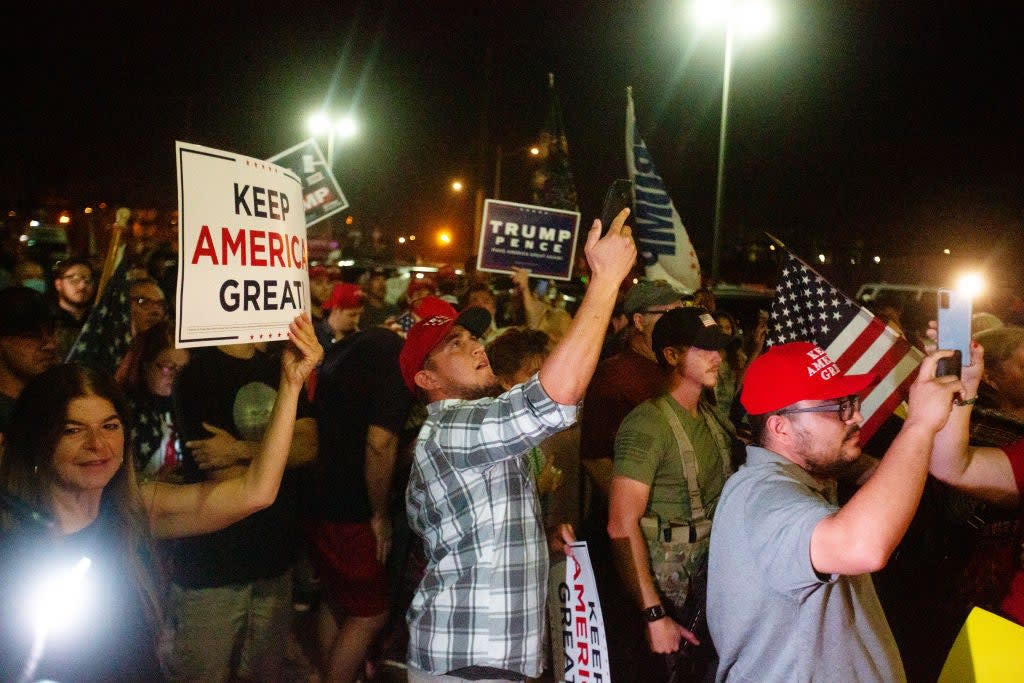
[652,306,732,364]
[0,287,55,337]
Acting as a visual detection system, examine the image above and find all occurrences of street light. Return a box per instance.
[493,144,542,200]
[692,0,775,283]
[306,111,358,166]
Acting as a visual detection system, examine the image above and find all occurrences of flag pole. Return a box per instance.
[96,207,130,298]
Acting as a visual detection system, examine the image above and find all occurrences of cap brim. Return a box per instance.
[456,307,492,338]
[692,327,735,351]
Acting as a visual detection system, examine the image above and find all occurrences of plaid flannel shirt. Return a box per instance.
[406,374,577,677]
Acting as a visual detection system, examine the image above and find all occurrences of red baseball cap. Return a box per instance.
[412,295,457,321]
[322,282,365,311]
[399,309,486,392]
[740,341,878,415]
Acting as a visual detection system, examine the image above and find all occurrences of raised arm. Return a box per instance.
[930,340,1020,506]
[141,314,323,538]
[810,349,962,575]
[539,209,636,405]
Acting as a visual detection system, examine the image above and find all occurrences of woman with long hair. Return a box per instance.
[0,314,322,682]
[115,317,190,479]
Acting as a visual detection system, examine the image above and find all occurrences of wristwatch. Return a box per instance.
[642,604,667,622]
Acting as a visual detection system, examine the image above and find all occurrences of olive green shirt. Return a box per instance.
[613,395,731,524]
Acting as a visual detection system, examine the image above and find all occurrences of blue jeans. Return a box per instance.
[163,570,292,682]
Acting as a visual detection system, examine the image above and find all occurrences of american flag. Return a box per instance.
[769,248,923,443]
[66,256,133,374]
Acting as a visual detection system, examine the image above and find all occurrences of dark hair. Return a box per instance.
[115,318,180,393]
[53,256,95,279]
[486,328,551,383]
[0,363,162,630]
[746,411,770,446]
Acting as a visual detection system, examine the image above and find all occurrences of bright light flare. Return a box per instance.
[451,180,464,192]
[307,112,331,135]
[437,231,452,246]
[58,215,71,225]
[335,116,358,139]
[956,272,985,298]
[692,0,775,36]
[29,556,93,637]
[529,146,541,156]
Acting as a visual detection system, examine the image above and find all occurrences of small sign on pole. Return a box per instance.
[175,141,310,348]
[476,199,581,281]
[268,138,349,228]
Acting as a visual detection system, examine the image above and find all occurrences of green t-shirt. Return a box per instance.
[613,395,731,524]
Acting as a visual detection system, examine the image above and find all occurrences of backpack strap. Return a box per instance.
[654,395,709,525]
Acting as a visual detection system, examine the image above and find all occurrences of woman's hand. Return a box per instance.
[282,314,323,388]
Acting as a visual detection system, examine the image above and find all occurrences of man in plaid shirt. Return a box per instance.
[399,209,637,682]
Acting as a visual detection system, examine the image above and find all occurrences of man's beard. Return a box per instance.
[448,377,503,401]
[797,425,862,479]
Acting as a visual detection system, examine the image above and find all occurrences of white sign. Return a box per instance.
[175,141,309,349]
[560,542,611,682]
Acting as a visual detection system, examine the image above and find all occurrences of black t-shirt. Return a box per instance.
[0,505,164,682]
[311,327,412,522]
[166,345,313,588]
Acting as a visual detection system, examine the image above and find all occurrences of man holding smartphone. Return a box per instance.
[707,342,962,682]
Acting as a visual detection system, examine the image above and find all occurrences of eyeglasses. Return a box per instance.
[133,297,167,311]
[775,395,861,422]
[61,274,94,285]
[154,361,186,374]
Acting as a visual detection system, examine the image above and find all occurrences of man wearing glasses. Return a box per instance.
[707,341,962,682]
[128,278,168,337]
[52,257,96,357]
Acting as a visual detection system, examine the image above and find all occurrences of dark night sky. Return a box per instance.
[3,1,1023,286]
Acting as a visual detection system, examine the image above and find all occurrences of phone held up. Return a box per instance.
[936,288,972,371]
[600,179,633,237]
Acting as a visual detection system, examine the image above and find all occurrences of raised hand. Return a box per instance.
[282,313,324,388]
[586,207,637,287]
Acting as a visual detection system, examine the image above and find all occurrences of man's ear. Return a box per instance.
[414,368,440,392]
[661,345,681,368]
[631,312,645,332]
[762,414,788,446]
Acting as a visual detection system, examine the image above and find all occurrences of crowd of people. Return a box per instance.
[1,209,1023,683]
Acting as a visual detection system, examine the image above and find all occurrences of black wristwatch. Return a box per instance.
[642,604,667,622]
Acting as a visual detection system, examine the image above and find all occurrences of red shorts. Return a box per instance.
[305,520,388,617]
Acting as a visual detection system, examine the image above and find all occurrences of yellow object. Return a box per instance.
[938,607,1024,682]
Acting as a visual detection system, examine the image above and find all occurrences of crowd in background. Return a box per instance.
[1,221,1024,683]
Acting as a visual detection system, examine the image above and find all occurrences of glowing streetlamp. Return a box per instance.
[692,0,775,283]
[451,180,464,193]
[306,112,358,166]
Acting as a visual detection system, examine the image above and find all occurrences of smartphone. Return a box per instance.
[534,279,550,298]
[936,349,962,379]
[600,179,633,236]
[937,288,972,367]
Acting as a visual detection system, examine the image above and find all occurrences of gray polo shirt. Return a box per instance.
[707,446,905,683]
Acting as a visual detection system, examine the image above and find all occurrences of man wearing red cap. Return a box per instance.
[399,210,636,682]
[318,282,366,350]
[706,342,962,682]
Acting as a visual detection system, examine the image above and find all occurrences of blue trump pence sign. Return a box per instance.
[476,199,581,281]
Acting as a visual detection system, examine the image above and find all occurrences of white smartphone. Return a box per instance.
[937,288,972,366]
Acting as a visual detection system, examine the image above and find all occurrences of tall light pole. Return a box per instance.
[694,0,775,283]
[306,112,358,166]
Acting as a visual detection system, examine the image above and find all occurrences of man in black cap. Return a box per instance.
[607,306,737,680]
[0,287,59,433]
